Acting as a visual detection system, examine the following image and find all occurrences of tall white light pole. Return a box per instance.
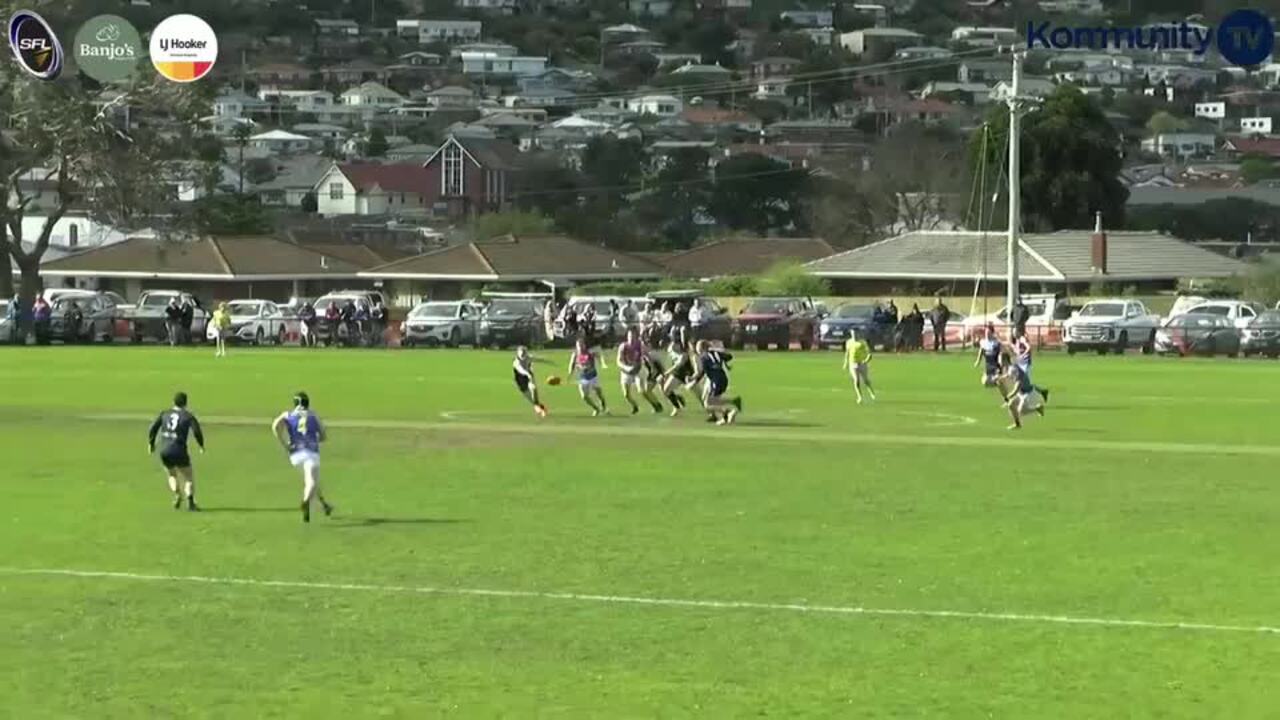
[1005,50,1024,314]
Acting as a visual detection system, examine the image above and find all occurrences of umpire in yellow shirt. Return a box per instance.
[841,331,877,404]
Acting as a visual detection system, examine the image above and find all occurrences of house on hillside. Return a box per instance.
[250,62,313,87]
[323,60,391,85]
[838,28,922,57]
[780,9,832,26]
[250,130,317,155]
[339,81,406,108]
[254,155,333,208]
[751,57,801,80]
[424,85,480,110]
[455,0,519,13]
[627,94,683,117]
[314,18,360,57]
[421,135,527,218]
[415,19,482,43]
[627,0,674,17]
[314,163,433,216]
[460,53,548,78]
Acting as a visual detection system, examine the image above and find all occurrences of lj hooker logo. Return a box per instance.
[8,10,64,80]
[149,13,217,82]
[74,15,143,83]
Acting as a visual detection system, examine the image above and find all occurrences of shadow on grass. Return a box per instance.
[333,516,470,528]
[199,507,296,514]
[733,419,821,428]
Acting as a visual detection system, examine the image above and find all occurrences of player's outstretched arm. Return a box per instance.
[147,414,162,454]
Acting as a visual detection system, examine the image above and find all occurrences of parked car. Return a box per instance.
[962,293,1072,342]
[477,295,544,348]
[818,303,891,349]
[39,290,122,343]
[1240,310,1280,358]
[42,288,127,307]
[125,290,208,343]
[1154,314,1241,357]
[731,296,823,350]
[1175,300,1268,330]
[401,300,482,347]
[1063,299,1162,355]
[315,290,385,311]
[646,290,732,345]
[208,299,293,345]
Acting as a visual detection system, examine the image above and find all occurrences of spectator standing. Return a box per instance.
[688,300,704,344]
[6,294,20,345]
[930,299,952,352]
[298,302,317,348]
[580,303,597,347]
[353,302,371,346]
[164,297,183,347]
[339,301,356,346]
[323,302,340,346]
[180,297,195,345]
[543,299,556,343]
[370,299,387,346]
[33,295,52,345]
[62,300,84,343]
[1011,297,1030,339]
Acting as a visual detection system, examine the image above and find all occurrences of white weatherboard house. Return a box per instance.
[339,81,406,107]
[626,94,683,117]
[460,53,548,77]
[249,130,316,154]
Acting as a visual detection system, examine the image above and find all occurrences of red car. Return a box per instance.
[730,297,823,350]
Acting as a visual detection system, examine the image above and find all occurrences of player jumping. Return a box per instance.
[974,324,1006,387]
[568,337,609,416]
[617,327,663,415]
[512,346,549,418]
[691,340,741,425]
[841,329,876,404]
[271,392,334,523]
[147,391,205,511]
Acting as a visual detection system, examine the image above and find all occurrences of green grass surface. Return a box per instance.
[1,347,1278,717]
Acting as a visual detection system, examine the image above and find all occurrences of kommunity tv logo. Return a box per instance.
[1027,8,1275,67]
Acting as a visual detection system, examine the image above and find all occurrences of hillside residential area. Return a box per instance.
[5,0,1280,311]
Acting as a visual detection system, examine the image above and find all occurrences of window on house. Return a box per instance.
[329,182,344,199]
[443,142,464,196]
[68,224,79,247]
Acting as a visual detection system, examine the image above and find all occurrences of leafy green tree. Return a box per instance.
[580,137,646,207]
[786,49,852,111]
[1145,110,1188,135]
[970,85,1128,231]
[191,194,273,235]
[364,127,389,158]
[467,210,555,240]
[636,148,713,249]
[1240,155,1280,186]
[708,154,811,234]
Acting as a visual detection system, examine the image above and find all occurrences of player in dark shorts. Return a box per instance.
[147,391,205,510]
[658,339,694,416]
[512,346,548,417]
[690,340,742,425]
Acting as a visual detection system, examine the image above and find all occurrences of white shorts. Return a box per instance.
[1015,390,1044,414]
[289,450,321,469]
[578,376,599,390]
[851,362,869,381]
[620,371,644,388]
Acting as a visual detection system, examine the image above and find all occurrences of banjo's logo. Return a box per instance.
[8,10,64,80]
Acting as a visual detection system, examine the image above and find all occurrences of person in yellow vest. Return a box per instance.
[841,330,876,404]
[211,302,232,358]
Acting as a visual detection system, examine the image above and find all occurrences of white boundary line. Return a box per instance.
[75,413,1280,457]
[2,567,1276,637]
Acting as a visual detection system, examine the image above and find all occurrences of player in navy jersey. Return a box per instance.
[147,392,205,511]
[1011,331,1050,404]
[271,392,334,523]
[690,340,742,425]
[974,324,1007,387]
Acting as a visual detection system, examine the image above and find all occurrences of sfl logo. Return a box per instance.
[8,10,63,80]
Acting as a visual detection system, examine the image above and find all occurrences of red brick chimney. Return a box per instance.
[1090,211,1108,274]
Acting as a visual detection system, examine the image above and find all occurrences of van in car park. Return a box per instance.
[1175,300,1268,330]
